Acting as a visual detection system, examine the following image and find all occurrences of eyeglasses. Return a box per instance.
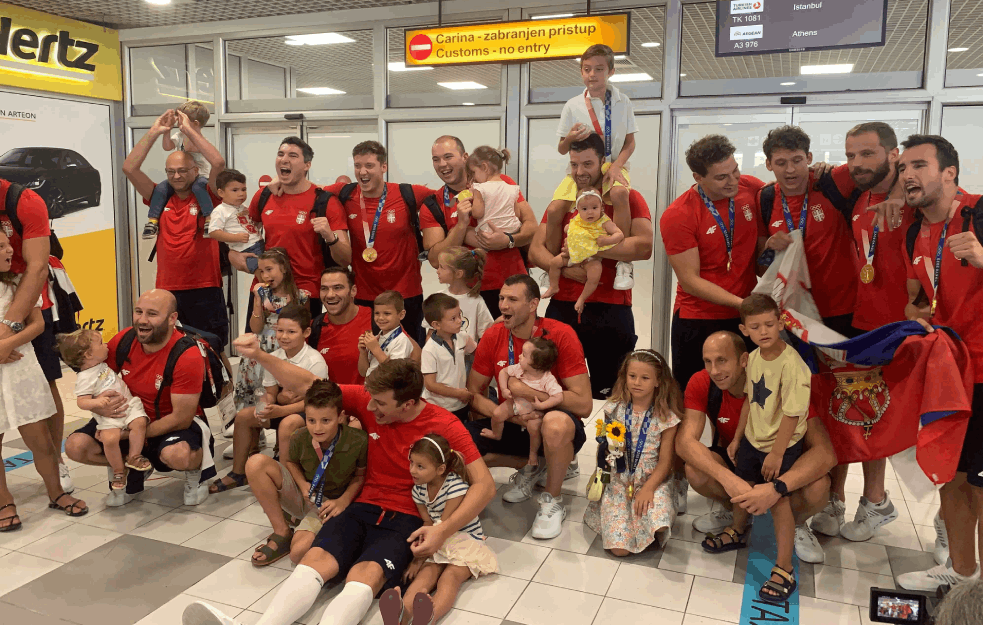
[164,168,194,177]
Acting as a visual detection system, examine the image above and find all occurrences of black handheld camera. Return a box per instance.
[869,587,945,625]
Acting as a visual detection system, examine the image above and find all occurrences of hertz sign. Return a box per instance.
[404,14,630,67]
[0,3,121,101]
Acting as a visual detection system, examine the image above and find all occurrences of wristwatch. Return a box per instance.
[772,479,790,497]
[506,233,516,249]
[1,319,24,333]
[326,233,340,247]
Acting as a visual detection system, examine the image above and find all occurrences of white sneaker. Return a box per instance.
[535,458,581,487]
[897,563,979,592]
[675,476,689,514]
[222,425,234,440]
[933,511,950,566]
[503,465,546,503]
[531,492,566,539]
[810,494,846,537]
[840,493,899,542]
[693,509,734,534]
[183,469,209,505]
[613,261,634,290]
[104,465,138,507]
[794,524,825,564]
[183,600,242,625]
[59,462,75,494]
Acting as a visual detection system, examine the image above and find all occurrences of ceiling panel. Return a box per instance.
[947,0,983,69]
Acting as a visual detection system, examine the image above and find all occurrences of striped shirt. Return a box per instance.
[411,472,484,541]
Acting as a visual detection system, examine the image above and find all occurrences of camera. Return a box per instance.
[869,587,948,624]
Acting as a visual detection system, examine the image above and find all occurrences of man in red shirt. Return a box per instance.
[464,274,593,540]
[187,345,495,625]
[676,332,835,564]
[65,289,215,507]
[324,141,432,344]
[529,133,654,401]
[896,135,983,592]
[422,135,536,318]
[123,110,229,348]
[660,134,764,393]
[308,266,372,386]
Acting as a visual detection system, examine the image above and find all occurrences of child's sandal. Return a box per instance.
[758,565,797,604]
[110,472,127,491]
[701,526,750,554]
[125,455,152,472]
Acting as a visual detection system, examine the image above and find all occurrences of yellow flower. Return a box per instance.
[595,419,605,438]
[606,422,625,443]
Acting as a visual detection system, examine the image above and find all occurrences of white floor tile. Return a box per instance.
[592,597,685,625]
[682,577,744,623]
[682,616,733,625]
[0,551,63,595]
[606,562,693,613]
[671,514,706,544]
[182,518,273,557]
[485,536,551,580]
[230,501,277,527]
[185,559,291,609]
[904,501,939,527]
[532,550,620,594]
[134,478,190,508]
[865,518,922,551]
[134,594,244,625]
[506,581,603,625]
[658,539,738,582]
[19,523,122,563]
[560,470,594,497]
[129,509,225,544]
[822,539,893,576]
[913,524,939,553]
[426,609,503,625]
[233,612,263,625]
[683,492,714,519]
[897,481,939,504]
[181,488,257,518]
[77,500,174,533]
[521,520,597,554]
[234,543,299,571]
[814,564,896,607]
[67,463,116,491]
[843,475,900,498]
[453,573,530,618]
[0,512,74,550]
[567,495,590,521]
[799,596,863,625]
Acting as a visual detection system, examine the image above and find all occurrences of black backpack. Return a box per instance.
[758,171,862,232]
[905,196,983,267]
[706,383,725,450]
[256,186,339,270]
[2,182,64,259]
[114,325,228,416]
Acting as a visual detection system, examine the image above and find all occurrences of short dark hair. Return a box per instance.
[280,136,314,163]
[215,168,246,192]
[526,337,558,372]
[581,44,615,70]
[569,132,605,160]
[434,135,466,155]
[423,293,459,325]
[763,125,811,160]
[503,274,540,301]
[277,302,312,331]
[353,140,387,165]
[374,290,404,312]
[739,293,781,323]
[365,359,424,404]
[685,135,737,177]
[901,134,960,185]
[305,378,343,412]
[846,122,898,152]
[321,265,355,288]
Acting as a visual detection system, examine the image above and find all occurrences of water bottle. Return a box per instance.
[254,388,268,418]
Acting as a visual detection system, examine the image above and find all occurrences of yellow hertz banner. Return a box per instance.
[0,3,121,101]
[405,14,630,67]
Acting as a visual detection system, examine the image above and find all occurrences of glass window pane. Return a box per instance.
[529,7,664,103]
[946,0,983,87]
[226,30,374,113]
[941,106,983,194]
[680,0,927,97]
[306,122,379,183]
[129,44,216,116]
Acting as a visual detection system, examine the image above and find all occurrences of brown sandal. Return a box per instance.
[110,472,127,490]
[0,503,22,532]
[252,529,293,567]
[125,455,153,472]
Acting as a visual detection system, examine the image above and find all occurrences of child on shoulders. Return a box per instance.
[359,290,414,378]
[421,293,476,423]
[207,169,265,273]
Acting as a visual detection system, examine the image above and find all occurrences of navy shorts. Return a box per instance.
[958,384,983,488]
[708,444,737,474]
[464,409,586,458]
[173,286,229,349]
[311,502,423,591]
[734,437,805,484]
[31,307,62,382]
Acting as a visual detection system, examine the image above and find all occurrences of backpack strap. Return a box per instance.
[154,336,197,420]
[815,171,861,223]
[338,182,358,205]
[308,313,325,350]
[706,383,724,450]
[256,187,273,222]
[398,183,426,257]
[759,183,777,232]
[958,196,983,267]
[114,327,138,371]
[905,216,923,263]
[3,183,25,236]
[421,194,448,235]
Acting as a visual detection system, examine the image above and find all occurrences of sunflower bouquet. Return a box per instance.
[587,416,629,501]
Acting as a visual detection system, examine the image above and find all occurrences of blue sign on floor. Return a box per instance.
[740,511,800,625]
[3,450,34,473]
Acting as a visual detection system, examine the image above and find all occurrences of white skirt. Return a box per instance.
[0,341,56,433]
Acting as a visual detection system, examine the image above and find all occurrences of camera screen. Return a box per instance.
[876,596,920,621]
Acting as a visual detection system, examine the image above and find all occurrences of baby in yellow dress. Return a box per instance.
[543,189,625,314]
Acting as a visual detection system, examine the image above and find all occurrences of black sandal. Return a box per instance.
[251,529,293,567]
[759,565,797,604]
[48,492,88,517]
[209,472,247,494]
[0,503,21,532]
[701,526,750,554]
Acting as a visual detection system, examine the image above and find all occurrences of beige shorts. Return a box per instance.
[277,462,323,535]
[94,397,149,431]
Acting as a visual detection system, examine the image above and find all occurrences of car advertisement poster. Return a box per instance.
[0,89,118,339]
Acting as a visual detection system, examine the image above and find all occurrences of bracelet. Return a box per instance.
[326,233,340,247]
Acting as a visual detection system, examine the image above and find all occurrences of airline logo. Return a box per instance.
[731,25,763,40]
[731,1,764,14]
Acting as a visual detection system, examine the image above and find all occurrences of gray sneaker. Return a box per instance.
[535,458,580,487]
[840,493,899,542]
[503,465,546,503]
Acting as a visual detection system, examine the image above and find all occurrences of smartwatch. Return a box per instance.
[1,319,24,333]
[772,479,789,497]
[506,233,515,249]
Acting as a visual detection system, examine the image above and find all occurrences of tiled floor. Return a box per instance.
[0,370,945,625]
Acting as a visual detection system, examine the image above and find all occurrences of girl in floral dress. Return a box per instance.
[584,349,680,555]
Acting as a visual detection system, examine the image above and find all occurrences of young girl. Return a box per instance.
[543,189,624,315]
[584,349,680,556]
[427,246,494,345]
[379,434,498,625]
[467,147,522,236]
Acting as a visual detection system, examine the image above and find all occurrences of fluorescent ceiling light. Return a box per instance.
[145,0,171,4]
[609,72,653,83]
[388,62,432,72]
[438,81,487,90]
[949,47,969,52]
[285,33,356,46]
[641,42,661,48]
[800,63,853,74]
[532,13,574,20]
[462,102,476,106]
[576,55,626,61]
[780,81,796,85]
[679,73,687,77]
[296,87,346,95]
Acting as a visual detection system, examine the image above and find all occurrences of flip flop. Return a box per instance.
[0,503,22,532]
[379,587,403,625]
[48,492,88,517]
[413,592,436,625]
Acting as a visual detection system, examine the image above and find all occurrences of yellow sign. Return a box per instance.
[0,3,122,101]
[405,14,630,67]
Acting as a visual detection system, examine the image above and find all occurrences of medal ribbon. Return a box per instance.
[443,186,453,209]
[507,318,543,366]
[308,432,340,508]
[930,220,949,316]
[623,401,653,478]
[780,187,809,237]
[358,184,388,250]
[696,185,735,270]
[379,326,403,352]
[584,89,613,162]
[865,225,880,264]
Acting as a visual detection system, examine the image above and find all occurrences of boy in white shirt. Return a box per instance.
[421,293,476,422]
[555,44,638,289]
[207,169,265,273]
[358,290,415,378]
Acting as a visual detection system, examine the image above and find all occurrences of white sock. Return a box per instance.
[317,581,374,625]
[256,564,324,625]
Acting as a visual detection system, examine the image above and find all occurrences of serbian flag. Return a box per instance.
[755,233,974,485]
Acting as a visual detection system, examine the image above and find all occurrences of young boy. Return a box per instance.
[555,44,637,288]
[420,293,476,422]
[142,100,214,240]
[707,293,810,605]
[246,379,367,567]
[207,168,265,273]
[358,290,414,378]
[211,303,329,494]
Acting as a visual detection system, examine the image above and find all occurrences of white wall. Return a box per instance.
[940,106,983,194]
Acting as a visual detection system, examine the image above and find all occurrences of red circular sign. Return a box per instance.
[409,33,433,61]
[259,174,272,188]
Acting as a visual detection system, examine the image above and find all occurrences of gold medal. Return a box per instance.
[627,484,634,501]
[860,263,875,284]
[931,297,938,316]
[362,247,378,263]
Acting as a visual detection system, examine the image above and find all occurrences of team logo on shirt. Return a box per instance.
[296,211,308,224]
[451,211,458,219]
[320,348,330,355]
[265,210,273,216]
[349,213,358,220]
[771,220,783,229]
[120,369,131,377]
[369,433,380,440]
[811,204,825,222]
[164,207,172,212]
[742,204,753,221]
[497,360,507,367]
[914,256,923,266]
[706,225,718,235]
[154,374,164,390]
[189,204,199,216]
[718,417,730,423]
[386,209,396,224]
[853,214,860,221]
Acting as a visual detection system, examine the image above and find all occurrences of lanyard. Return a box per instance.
[443,186,454,209]
[780,187,809,237]
[623,401,653,478]
[358,184,388,250]
[308,433,340,508]
[584,89,612,162]
[507,318,543,366]
[865,225,880,263]
[696,185,736,272]
[930,220,950,317]
[379,326,403,352]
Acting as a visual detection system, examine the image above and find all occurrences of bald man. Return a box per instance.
[675,331,835,564]
[123,109,229,348]
[66,289,216,507]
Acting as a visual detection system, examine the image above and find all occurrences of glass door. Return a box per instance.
[792,106,925,166]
